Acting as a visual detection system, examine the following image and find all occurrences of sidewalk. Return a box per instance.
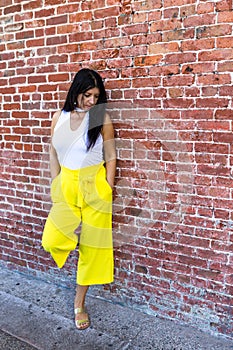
[0,266,232,350]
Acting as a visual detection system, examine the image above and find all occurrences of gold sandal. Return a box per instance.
[74,307,90,330]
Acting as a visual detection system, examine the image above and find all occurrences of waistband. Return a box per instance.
[60,161,105,177]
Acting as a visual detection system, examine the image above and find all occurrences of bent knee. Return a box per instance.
[41,236,52,252]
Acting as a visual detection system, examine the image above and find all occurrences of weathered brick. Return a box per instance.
[181,38,215,51]
[199,49,233,62]
[197,2,215,14]
[122,23,149,35]
[184,14,216,27]
[94,6,120,19]
[149,42,179,54]
[165,52,196,65]
[163,28,194,41]
[197,73,231,86]
[196,24,232,39]
[23,0,43,11]
[135,55,163,66]
[218,10,233,23]
[4,4,21,15]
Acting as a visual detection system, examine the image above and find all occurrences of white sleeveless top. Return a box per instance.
[52,110,103,169]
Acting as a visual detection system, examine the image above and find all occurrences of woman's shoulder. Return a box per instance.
[103,112,112,125]
[102,113,114,139]
[52,109,62,122]
[51,110,63,133]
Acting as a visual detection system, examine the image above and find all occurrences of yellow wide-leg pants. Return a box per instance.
[42,162,114,285]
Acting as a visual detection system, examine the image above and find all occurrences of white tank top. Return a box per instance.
[52,110,103,169]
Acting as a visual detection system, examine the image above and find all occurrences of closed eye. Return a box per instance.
[84,93,99,99]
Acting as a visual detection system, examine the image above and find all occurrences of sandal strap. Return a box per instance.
[74,307,85,315]
[76,319,89,325]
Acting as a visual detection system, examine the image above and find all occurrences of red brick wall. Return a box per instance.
[0,0,233,338]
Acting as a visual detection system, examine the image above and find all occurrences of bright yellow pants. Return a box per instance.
[42,162,114,285]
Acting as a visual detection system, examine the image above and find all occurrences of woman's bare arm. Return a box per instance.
[102,113,116,189]
[50,110,61,179]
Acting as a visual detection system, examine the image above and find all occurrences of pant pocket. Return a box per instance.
[96,166,112,200]
[50,173,61,202]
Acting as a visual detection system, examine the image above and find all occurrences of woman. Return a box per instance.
[42,68,116,330]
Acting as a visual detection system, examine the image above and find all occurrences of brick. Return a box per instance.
[163,28,194,41]
[196,24,232,39]
[149,65,180,76]
[81,0,105,11]
[28,75,46,84]
[197,74,231,86]
[133,0,161,11]
[118,13,131,26]
[198,164,230,176]
[197,121,230,131]
[151,18,182,32]
[196,98,229,108]
[7,41,25,51]
[122,23,149,36]
[92,49,119,60]
[25,19,45,28]
[90,19,104,31]
[135,55,163,66]
[69,32,92,42]
[47,73,69,82]
[47,14,67,26]
[218,61,233,72]
[165,52,196,65]
[163,75,194,87]
[132,77,160,88]
[184,14,216,28]
[4,4,21,15]
[197,2,215,14]
[163,98,194,109]
[132,12,147,23]
[219,86,233,96]
[182,62,215,75]
[3,103,21,110]
[215,109,233,120]
[105,17,117,27]
[26,38,44,48]
[46,36,67,46]
[213,132,233,143]
[121,45,148,58]
[218,11,233,23]
[216,0,232,12]
[163,7,179,19]
[217,36,233,49]
[133,33,162,45]
[94,6,120,19]
[168,88,183,98]
[181,38,215,51]
[44,0,65,5]
[23,0,42,10]
[57,3,80,15]
[70,12,92,24]
[121,67,148,78]
[149,42,179,54]
[195,143,228,154]
[93,27,120,40]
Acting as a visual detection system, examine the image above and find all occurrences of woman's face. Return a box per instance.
[77,87,100,111]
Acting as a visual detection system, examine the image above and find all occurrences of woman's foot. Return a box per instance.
[74,307,90,330]
[74,284,90,330]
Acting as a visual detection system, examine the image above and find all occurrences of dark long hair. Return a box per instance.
[62,68,107,150]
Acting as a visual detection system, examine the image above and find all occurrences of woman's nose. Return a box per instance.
[89,95,96,105]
